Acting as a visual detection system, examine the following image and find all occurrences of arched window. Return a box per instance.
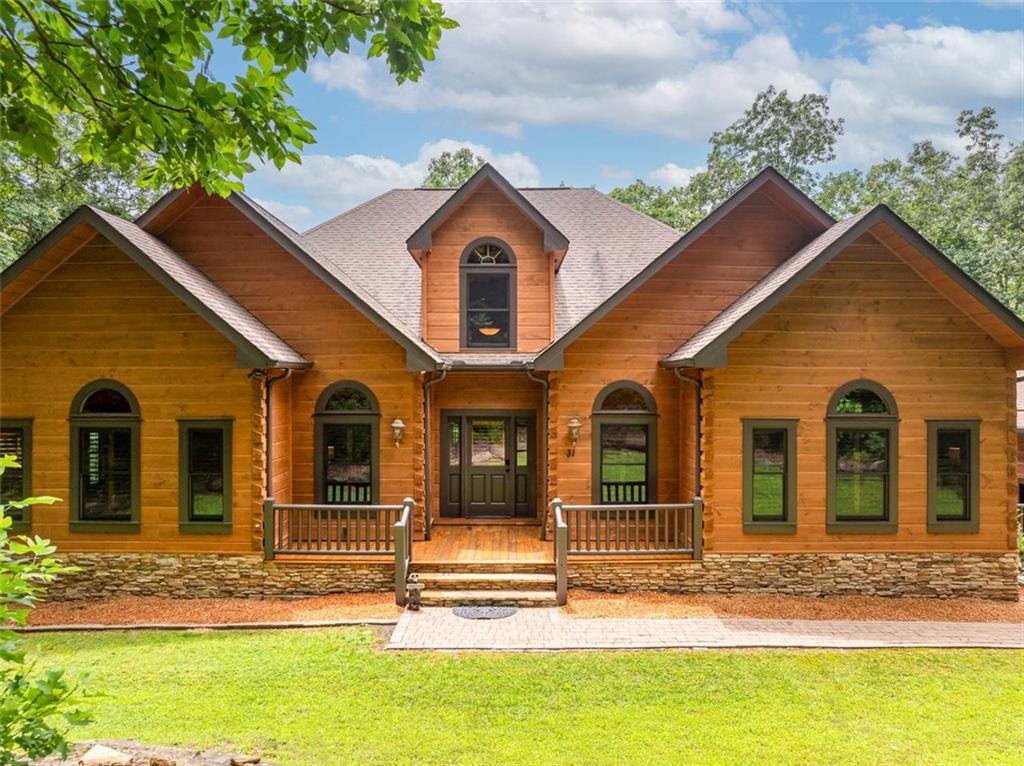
[69,379,141,529]
[826,379,898,532]
[592,381,657,504]
[460,238,516,349]
[314,381,380,504]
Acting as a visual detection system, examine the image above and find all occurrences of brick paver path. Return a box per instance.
[386,608,1024,651]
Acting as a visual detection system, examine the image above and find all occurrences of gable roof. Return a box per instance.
[530,167,836,369]
[1,205,310,369]
[137,186,442,369]
[406,164,570,255]
[663,205,1024,368]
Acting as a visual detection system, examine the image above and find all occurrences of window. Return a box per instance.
[460,238,516,349]
[826,380,898,533]
[0,419,32,527]
[743,419,797,533]
[592,381,657,504]
[179,420,232,533]
[927,420,979,533]
[314,382,380,504]
[69,380,141,531]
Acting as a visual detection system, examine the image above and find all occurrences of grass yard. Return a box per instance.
[28,629,1023,766]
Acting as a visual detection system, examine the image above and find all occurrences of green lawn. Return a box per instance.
[27,629,1023,766]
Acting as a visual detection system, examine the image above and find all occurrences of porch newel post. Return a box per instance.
[552,498,568,605]
[263,497,276,561]
[692,496,704,560]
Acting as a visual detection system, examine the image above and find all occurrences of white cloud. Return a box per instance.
[599,164,635,182]
[648,163,704,187]
[307,1,1023,168]
[249,139,541,218]
[251,198,315,229]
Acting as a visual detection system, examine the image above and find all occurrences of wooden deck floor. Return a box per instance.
[416,524,553,564]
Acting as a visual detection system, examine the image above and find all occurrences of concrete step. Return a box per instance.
[419,589,558,607]
[414,572,556,591]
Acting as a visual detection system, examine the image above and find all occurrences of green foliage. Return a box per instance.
[421,148,485,188]
[0,0,458,195]
[0,115,162,267]
[0,455,89,765]
[610,89,1023,317]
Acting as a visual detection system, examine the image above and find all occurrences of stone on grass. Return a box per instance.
[79,745,133,766]
[230,758,261,765]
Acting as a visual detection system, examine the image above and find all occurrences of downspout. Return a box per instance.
[672,368,702,498]
[526,368,549,538]
[263,369,292,498]
[422,367,448,541]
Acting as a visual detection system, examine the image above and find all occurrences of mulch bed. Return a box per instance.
[28,593,401,627]
[561,588,1024,623]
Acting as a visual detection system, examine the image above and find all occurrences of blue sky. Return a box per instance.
[241,1,1024,229]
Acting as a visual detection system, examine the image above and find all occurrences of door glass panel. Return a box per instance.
[600,424,648,503]
[516,424,528,467]
[471,419,506,466]
[324,423,372,504]
[448,419,461,466]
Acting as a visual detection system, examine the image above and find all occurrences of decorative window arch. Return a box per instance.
[826,379,898,533]
[314,381,380,504]
[460,237,516,349]
[69,379,141,530]
[591,381,657,504]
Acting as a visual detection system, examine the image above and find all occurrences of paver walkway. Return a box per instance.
[387,607,1024,651]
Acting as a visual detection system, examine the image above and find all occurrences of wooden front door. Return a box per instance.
[441,410,535,518]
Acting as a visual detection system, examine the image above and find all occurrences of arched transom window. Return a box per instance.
[314,381,380,504]
[69,379,141,528]
[592,381,657,504]
[461,238,516,349]
[826,379,899,532]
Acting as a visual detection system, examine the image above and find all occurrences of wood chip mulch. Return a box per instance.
[28,593,401,626]
[561,588,1024,623]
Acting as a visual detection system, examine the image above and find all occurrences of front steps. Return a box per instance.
[411,565,558,607]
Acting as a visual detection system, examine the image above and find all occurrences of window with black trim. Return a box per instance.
[927,420,979,533]
[592,381,657,504]
[461,239,516,349]
[69,380,141,531]
[1,419,32,525]
[314,381,380,505]
[179,420,232,533]
[743,419,797,533]
[826,380,898,533]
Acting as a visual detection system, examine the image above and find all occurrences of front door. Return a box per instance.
[440,411,535,518]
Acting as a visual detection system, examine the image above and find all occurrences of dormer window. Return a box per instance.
[461,238,516,348]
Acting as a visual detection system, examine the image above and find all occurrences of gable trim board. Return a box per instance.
[406,163,570,257]
[530,167,835,371]
[662,204,1024,369]
[138,186,442,371]
[1,205,310,369]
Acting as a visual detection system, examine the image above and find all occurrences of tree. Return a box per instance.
[421,148,485,187]
[0,455,88,764]
[0,1,458,195]
[1,115,162,267]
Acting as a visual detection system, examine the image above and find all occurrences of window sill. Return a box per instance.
[179,521,233,535]
[69,521,141,533]
[826,520,897,534]
[927,519,979,534]
[743,521,797,534]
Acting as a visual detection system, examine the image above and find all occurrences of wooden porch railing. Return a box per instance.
[262,497,416,606]
[551,497,704,606]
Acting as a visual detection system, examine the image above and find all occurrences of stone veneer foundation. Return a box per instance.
[568,552,1021,601]
[45,551,1019,601]
[48,553,392,600]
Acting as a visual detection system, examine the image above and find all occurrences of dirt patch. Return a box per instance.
[561,588,1024,623]
[29,593,401,626]
[33,739,276,765]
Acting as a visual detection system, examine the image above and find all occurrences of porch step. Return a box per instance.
[412,561,555,574]
[414,572,555,591]
[419,589,558,608]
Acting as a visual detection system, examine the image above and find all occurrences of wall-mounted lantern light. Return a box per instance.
[567,416,582,457]
[391,418,406,447]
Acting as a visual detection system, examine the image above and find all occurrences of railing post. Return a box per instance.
[403,497,415,564]
[552,498,568,606]
[692,496,704,561]
[263,497,276,561]
[394,498,415,607]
